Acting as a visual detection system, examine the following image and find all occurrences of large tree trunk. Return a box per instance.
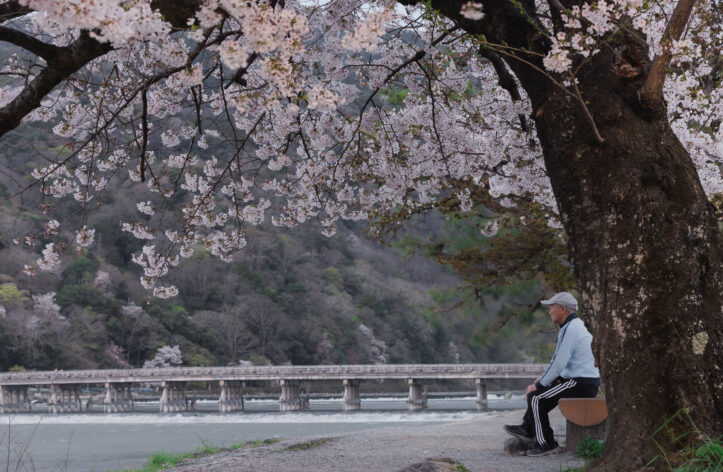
[426,1,723,469]
[526,29,723,472]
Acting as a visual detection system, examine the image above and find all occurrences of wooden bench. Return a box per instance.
[558,397,608,452]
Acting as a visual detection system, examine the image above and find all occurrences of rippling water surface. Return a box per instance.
[1,394,526,471]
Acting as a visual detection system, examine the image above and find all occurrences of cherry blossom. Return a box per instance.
[4,0,718,297]
[480,220,499,237]
[136,202,155,216]
[37,243,60,272]
[44,219,60,235]
[142,344,183,368]
[460,2,484,20]
[75,226,96,247]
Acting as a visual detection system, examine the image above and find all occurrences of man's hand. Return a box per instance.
[525,383,537,395]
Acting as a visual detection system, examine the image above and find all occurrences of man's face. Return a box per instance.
[549,303,569,325]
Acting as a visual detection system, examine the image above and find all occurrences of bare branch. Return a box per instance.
[640,0,698,109]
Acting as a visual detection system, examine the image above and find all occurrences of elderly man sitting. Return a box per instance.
[504,292,601,456]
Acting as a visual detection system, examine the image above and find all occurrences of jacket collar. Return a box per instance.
[560,313,578,328]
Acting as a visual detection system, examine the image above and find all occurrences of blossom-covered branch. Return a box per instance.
[0,0,718,299]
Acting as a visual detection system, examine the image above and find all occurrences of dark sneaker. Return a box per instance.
[503,424,535,442]
[526,442,562,457]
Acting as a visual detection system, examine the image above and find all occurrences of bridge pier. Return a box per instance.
[218,380,244,412]
[160,381,187,412]
[49,384,81,413]
[342,379,361,411]
[104,382,134,413]
[279,379,309,411]
[407,379,427,411]
[476,379,488,410]
[0,385,30,413]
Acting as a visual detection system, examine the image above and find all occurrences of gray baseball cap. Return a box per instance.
[541,292,578,311]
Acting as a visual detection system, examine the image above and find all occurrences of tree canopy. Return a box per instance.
[0,0,715,295]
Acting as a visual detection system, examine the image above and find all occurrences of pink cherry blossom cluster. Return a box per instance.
[37,243,61,271]
[75,226,95,247]
[535,0,721,195]
[340,4,396,52]
[460,2,484,21]
[20,0,170,46]
[662,3,722,196]
[542,0,647,73]
[9,0,719,297]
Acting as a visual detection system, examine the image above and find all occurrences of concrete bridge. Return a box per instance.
[0,363,545,414]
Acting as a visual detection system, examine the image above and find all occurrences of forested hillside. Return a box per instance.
[0,120,557,371]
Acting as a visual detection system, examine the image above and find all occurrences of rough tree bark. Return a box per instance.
[423,1,722,469]
[531,31,722,472]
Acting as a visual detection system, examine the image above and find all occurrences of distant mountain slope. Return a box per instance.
[0,124,556,372]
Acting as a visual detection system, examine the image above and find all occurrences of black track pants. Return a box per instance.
[521,379,598,447]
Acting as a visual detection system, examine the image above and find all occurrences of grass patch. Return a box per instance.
[647,408,723,472]
[119,438,280,471]
[575,437,605,460]
[669,437,723,471]
[281,438,332,452]
[454,462,470,472]
[123,449,194,472]
[548,437,603,472]
[230,438,280,450]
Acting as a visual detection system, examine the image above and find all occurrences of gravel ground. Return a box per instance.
[169,409,586,472]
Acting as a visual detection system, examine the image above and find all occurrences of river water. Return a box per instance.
[0,394,527,472]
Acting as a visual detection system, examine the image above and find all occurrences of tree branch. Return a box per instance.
[140,88,149,182]
[400,0,551,106]
[547,0,565,11]
[478,46,530,133]
[0,1,210,140]
[0,32,111,139]
[640,0,698,109]
[0,1,31,22]
[149,0,204,29]
[226,52,259,88]
[0,26,62,61]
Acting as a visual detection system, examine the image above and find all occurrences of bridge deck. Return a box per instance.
[0,364,546,385]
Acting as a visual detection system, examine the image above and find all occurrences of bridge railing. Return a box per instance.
[0,363,547,385]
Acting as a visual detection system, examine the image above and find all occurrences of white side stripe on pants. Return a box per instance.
[532,379,577,446]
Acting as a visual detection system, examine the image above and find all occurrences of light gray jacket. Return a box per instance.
[537,314,600,388]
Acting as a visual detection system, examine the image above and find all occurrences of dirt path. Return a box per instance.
[169,409,586,472]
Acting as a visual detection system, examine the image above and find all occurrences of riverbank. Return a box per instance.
[167,409,585,472]
[2,395,525,470]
